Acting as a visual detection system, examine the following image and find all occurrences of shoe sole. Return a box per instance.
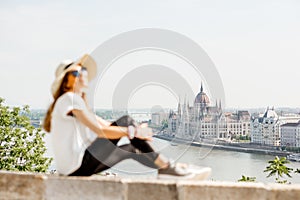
[158,166,211,180]
[190,167,211,180]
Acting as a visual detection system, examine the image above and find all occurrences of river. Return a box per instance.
[45,135,300,183]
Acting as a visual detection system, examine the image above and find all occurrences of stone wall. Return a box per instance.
[1,171,300,200]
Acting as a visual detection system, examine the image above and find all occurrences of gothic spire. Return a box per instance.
[177,97,181,116]
[200,82,203,93]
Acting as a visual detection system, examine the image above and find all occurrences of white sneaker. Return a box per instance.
[186,165,211,180]
[158,161,211,180]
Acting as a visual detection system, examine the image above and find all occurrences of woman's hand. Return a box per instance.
[134,123,153,141]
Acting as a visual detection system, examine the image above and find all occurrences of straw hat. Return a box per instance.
[51,54,97,96]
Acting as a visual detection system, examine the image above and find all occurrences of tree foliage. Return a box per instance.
[161,119,168,129]
[264,156,293,184]
[0,98,52,172]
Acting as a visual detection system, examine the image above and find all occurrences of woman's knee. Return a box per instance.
[112,115,137,127]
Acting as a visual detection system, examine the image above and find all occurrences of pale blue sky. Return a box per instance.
[0,0,299,109]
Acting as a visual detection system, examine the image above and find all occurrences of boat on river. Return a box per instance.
[287,154,300,162]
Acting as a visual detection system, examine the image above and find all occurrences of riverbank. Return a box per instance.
[154,134,291,157]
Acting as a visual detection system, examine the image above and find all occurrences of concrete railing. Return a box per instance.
[1,170,300,200]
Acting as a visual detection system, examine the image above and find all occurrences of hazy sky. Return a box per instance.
[1,0,299,109]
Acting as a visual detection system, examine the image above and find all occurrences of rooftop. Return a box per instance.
[281,121,300,127]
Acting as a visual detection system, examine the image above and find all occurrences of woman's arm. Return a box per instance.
[81,93,111,127]
[72,109,128,139]
[95,115,112,127]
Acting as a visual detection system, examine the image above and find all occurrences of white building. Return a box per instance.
[281,121,300,147]
[151,112,168,126]
[167,83,250,141]
[251,107,281,146]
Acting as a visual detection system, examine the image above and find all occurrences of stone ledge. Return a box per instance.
[1,170,300,200]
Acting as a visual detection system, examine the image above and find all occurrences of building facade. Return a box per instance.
[151,112,168,126]
[167,83,250,141]
[250,108,281,146]
[281,121,300,147]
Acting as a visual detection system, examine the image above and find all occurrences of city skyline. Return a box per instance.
[1,1,299,109]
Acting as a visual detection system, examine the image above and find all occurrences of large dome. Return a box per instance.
[194,92,210,104]
[194,84,210,104]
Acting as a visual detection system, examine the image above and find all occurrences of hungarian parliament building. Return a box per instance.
[163,84,300,147]
[166,84,251,142]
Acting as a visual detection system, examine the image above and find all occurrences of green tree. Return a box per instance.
[0,98,52,172]
[264,156,292,184]
[238,175,256,182]
[161,119,168,129]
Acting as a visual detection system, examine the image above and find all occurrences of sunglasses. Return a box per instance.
[69,67,87,77]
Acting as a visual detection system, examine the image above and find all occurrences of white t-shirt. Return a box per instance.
[51,92,97,175]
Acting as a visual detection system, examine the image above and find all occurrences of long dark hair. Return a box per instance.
[43,72,74,132]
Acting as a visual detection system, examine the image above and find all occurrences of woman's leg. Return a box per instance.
[110,115,137,127]
[110,115,157,155]
[130,138,159,161]
[94,115,159,167]
[68,149,103,176]
[93,142,159,174]
[69,138,159,176]
[110,115,165,167]
[109,115,136,145]
[69,115,168,176]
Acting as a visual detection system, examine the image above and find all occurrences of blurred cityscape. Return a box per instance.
[28,84,300,157]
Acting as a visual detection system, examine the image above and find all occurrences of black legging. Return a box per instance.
[69,115,159,176]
